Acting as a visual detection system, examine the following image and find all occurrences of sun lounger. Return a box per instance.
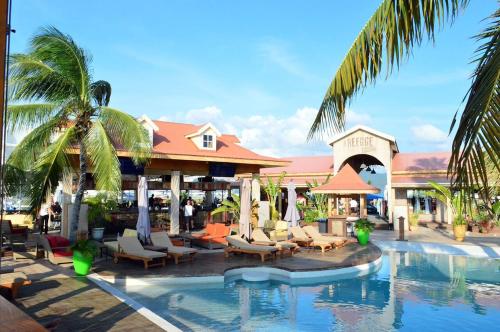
[289,226,332,253]
[114,236,167,269]
[251,229,299,256]
[303,225,348,248]
[225,235,278,262]
[0,272,31,299]
[150,232,197,264]
[39,235,73,265]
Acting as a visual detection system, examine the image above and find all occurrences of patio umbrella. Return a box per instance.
[136,176,151,243]
[239,178,252,240]
[284,181,300,228]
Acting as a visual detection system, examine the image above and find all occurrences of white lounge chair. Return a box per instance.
[150,232,197,264]
[303,225,348,248]
[225,235,278,262]
[289,226,332,253]
[251,228,299,256]
[114,236,167,269]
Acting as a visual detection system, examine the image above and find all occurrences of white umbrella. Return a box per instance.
[284,181,300,227]
[136,176,151,243]
[239,178,252,240]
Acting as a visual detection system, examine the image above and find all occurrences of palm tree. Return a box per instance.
[258,172,286,220]
[211,194,259,226]
[309,0,498,203]
[6,27,151,237]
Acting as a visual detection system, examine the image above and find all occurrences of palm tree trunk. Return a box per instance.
[72,140,87,240]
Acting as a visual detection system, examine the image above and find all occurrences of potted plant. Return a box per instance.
[71,239,97,276]
[354,219,375,245]
[409,213,419,231]
[85,193,117,241]
[426,181,468,241]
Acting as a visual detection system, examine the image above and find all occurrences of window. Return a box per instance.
[203,134,213,148]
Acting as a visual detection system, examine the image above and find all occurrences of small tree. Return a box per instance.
[258,172,286,220]
[426,181,467,226]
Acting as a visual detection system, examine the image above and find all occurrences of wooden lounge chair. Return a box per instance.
[114,236,167,269]
[303,225,348,248]
[0,272,31,299]
[39,235,73,265]
[251,229,299,256]
[225,235,278,262]
[150,232,197,264]
[289,227,332,253]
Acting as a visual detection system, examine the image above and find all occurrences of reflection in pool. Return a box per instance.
[115,252,500,331]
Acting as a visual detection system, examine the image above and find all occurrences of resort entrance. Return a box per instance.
[330,126,398,226]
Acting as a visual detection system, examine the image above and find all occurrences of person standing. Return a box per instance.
[39,200,52,235]
[350,198,359,214]
[184,200,194,232]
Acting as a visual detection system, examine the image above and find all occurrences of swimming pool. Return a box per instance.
[112,252,500,331]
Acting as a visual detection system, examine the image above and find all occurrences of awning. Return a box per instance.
[311,164,380,194]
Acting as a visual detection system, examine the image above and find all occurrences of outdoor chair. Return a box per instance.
[0,271,31,299]
[1,219,28,246]
[303,225,348,248]
[289,226,332,253]
[191,223,230,249]
[150,231,197,264]
[269,220,288,241]
[39,235,73,265]
[114,236,167,269]
[251,228,299,256]
[225,235,278,262]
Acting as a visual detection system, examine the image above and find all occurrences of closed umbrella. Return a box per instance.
[284,181,300,227]
[239,178,252,240]
[136,176,151,243]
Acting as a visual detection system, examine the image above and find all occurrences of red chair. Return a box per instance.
[40,235,73,264]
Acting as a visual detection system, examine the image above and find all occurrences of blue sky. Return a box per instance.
[9,0,498,157]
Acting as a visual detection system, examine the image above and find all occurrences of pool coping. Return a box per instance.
[374,240,500,259]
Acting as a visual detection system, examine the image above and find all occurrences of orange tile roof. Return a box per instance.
[151,120,285,165]
[312,164,380,194]
[392,152,450,172]
[260,155,333,175]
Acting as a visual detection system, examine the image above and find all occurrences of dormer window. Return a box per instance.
[203,134,213,149]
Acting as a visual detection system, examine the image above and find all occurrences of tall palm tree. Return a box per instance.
[6,27,151,237]
[309,0,498,203]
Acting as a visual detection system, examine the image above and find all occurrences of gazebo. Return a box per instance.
[311,164,380,218]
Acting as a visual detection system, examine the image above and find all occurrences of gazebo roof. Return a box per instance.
[311,164,380,194]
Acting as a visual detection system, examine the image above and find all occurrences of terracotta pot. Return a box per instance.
[453,224,467,242]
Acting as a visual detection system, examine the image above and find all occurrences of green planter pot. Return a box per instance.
[73,250,94,276]
[357,229,370,246]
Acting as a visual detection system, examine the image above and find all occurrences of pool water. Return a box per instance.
[116,252,500,331]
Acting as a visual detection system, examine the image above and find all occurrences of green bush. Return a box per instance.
[354,219,375,233]
[71,239,98,258]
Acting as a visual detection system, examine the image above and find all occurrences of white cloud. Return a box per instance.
[184,106,222,124]
[172,105,332,157]
[410,124,448,143]
[258,40,311,80]
[346,110,372,127]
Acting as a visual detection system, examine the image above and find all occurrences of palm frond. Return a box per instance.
[7,116,67,169]
[9,53,78,102]
[91,80,111,106]
[27,126,76,211]
[6,103,59,131]
[84,120,121,193]
[309,0,468,138]
[99,106,152,163]
[448,9,500,202]
[30,26,91,101]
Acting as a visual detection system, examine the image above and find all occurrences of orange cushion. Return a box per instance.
[211,237,227,244]
[205,223,216,236]
[214,223,229,237]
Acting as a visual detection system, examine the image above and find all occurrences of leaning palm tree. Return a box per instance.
[309,0,498,203]
[6,27,151,237]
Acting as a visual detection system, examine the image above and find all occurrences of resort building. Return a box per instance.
[255,125,453,230]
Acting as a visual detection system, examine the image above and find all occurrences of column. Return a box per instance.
[327,196,333,216]
[170,171,181,234]
[446,197,453,225]
[251,174,261,202]
[360,194,367,218]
